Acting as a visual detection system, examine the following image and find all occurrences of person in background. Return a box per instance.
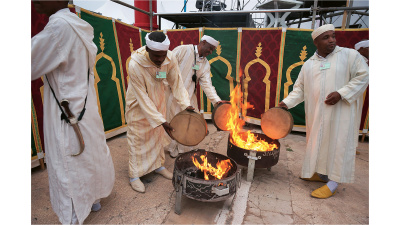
[165,35,228,158]
[355,39,369,64]
[125,31,194,193]
[31,1,115,224]
[278,24,369,199]
[354,39,369,155]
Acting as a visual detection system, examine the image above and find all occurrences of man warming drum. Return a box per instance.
[278,24,369,199]
[165,35,228,158]
[125,31,194,193]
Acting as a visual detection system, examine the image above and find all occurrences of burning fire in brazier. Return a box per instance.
[191,153,233,180]
[226,85,278,152]
[172,149,240,214]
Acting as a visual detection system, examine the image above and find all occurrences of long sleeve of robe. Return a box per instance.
[164,44,222,154]
[31,9,115,224]
[282,46,369,183]
[125,46,190,178]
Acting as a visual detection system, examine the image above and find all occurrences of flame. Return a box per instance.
[226,85,278,152]
[192,154,233,180]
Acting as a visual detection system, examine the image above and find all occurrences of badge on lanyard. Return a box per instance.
[156,71,167,78]
[320,62,331,70]
[192,64,199,70]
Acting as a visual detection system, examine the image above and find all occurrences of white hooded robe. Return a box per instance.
[31,8,115,224]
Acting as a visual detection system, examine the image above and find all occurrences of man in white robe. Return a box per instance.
[354,39,369,155]
[278,24,369,199]
[165,35,228,157]
[125,31,193,193]
[355,39,369,64]
[31,1,115,224]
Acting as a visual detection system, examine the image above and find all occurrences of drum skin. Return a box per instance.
[212,102,232,131]
[260,107,293,140]
[170,110,208,146]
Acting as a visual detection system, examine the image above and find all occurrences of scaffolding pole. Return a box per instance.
[109,0,367,29]
[311,0,318,29]
[149,0,153,31]
[110,0,150,15]
[154,6,368,16]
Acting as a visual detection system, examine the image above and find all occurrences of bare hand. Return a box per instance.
[162,122,175,139]
[278,101,288,110]
[185,106,195,112]
[216,100,230,105]
[325,91,341,105]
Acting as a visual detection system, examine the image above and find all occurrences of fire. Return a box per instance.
[192,154,233,180]
[226,85,277,152]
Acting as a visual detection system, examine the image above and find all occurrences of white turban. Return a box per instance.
[311,24,335,40]
[200,35,219,47]
[145,32,170,51]
[355,40,369,50]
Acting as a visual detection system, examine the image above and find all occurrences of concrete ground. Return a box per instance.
[31,121,369,224]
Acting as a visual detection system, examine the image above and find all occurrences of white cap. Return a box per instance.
[145,33,170,51]
[355,40,369,50]
[200,35,219,47]
[311,24,335,40]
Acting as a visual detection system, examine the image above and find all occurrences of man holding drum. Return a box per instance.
[165,35,228,158]
[125,31,194,193]
[278,24,369,199]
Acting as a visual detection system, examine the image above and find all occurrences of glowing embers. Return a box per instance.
[191,153,233,180]
[226,85,277,152]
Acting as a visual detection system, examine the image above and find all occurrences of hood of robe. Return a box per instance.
[51,8,98,69]
[131,46,173,68]
[311,46,344,61]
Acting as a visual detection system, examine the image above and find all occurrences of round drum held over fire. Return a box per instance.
[261,107,294,140]
[169,110,208,146]
[212,102,232,131]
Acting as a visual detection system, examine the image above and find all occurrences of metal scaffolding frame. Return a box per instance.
[110,0,368,31]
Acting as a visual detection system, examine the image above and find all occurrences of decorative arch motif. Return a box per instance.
[208,43,233,110]
[284,45,307,98]
[243,42,271,117]
[93,32,126,124]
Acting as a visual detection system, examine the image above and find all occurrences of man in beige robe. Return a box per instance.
[125,31,193,193]
[278,24,369,199]
[165,35,228,157]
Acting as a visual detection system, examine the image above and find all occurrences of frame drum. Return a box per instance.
[261,107,293,140]
[170,110,208,146]
[211,102,231,131]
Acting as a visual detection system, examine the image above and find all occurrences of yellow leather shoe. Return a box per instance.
[311,185,336,199]
[300,173,327,183]
[130,179,145,193]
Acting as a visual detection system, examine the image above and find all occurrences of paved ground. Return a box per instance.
[31,121,369,224]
